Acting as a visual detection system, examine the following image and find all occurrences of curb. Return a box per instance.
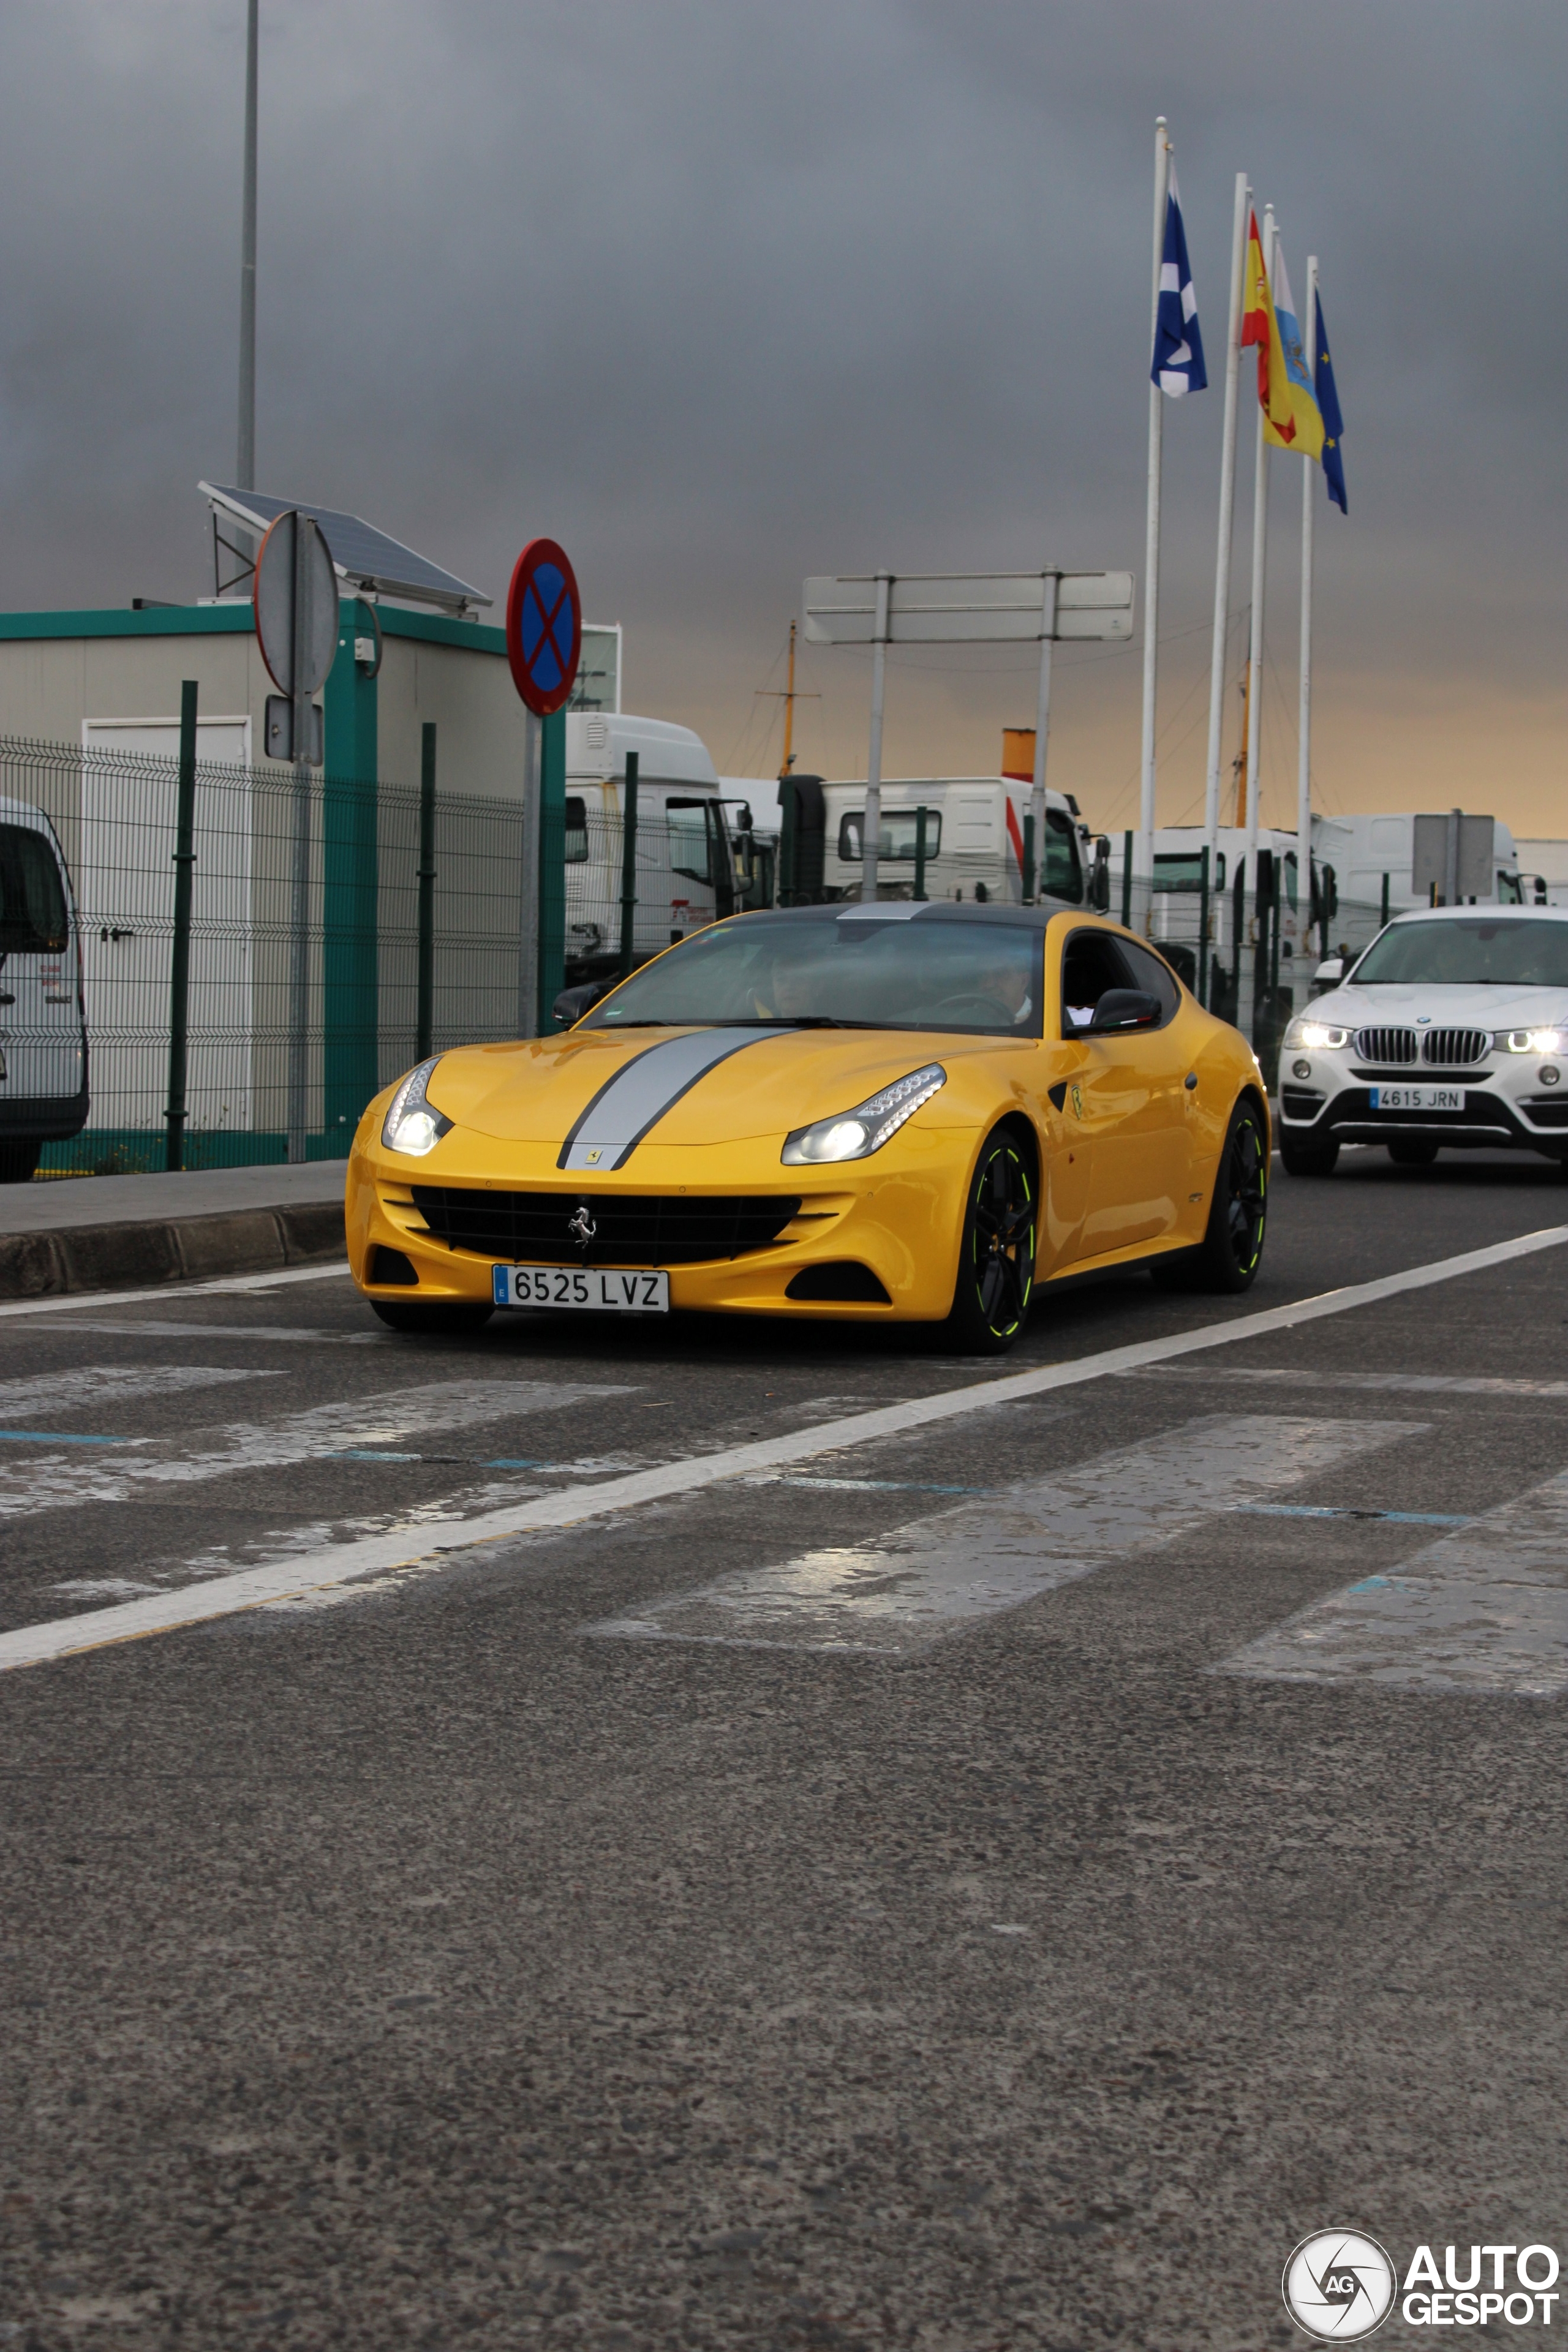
[0,1201,346,1303]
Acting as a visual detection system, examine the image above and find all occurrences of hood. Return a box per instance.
[424,1026,996,1158]
[1315,982,1568,1030]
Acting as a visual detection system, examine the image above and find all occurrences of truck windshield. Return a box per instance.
[583,913,1042,1036]
[1351,918,1568,987]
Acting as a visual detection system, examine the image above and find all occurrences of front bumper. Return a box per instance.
[345,1121,982,1320]
[1279,1069,1568,1157]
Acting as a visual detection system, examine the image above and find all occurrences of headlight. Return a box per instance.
[381,1057,453,1156]
[1497,1028,1566,1055]
[781,1063,946,1166]
[1284,1019,1349,1052]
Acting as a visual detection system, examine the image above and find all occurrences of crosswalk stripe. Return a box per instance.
[582,1415,1420,1654]
[1219,1468,1568,1697]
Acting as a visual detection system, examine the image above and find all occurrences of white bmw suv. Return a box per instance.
[1277,905,1568,1177]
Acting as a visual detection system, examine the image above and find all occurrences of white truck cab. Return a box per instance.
[564,714,734,982]
[819,776,1087,905]
[0,796,88,1180]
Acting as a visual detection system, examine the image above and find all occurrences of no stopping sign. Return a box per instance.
[505,538,582,717]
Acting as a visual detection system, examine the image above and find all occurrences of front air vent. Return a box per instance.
[1354,1026,1418,1066]
[1422,1028,1489,1066]
[410,1187,802,1265]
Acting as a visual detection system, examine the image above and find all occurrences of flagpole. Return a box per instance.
[1202,173,1250,933]
[1242,203,1275,1042]
[1137,115,1170,936]
[1297,254,1318,915]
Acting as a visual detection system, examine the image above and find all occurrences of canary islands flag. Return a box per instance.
[1267,243,1324,459]
[1314,287,1348,513]
[1150,167,1207,395]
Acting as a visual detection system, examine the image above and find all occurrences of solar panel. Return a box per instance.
[200,481,491,614]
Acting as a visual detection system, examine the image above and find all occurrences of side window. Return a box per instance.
[564,796,589,864]
[666,799,713,886]
[1120,938,1182,1021]
[1042,810,1083,903]
[0,824,69,952]
[1060,929,1136,1035]
[837,810,941,862]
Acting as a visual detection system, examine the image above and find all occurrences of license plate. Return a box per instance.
[1367,1085,1464,1112]
[492,1263,669,1313]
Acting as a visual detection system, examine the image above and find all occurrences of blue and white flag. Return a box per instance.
[1151,167,1207,395]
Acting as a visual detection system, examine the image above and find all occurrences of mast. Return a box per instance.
[780,620,797,780]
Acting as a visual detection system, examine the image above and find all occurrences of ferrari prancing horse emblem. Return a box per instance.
[1070,1082,1084,1121]
[568,1205,597,1245]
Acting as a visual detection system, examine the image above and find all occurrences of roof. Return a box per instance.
[1385,903,1568,922]
[200,483,490,616]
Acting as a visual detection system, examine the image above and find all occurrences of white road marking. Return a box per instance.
[0,1379,630,1523]
[1133,1366,1568,1400]
[1221,1468,1568,1697]
[0,1261,351,1322]
[584,1416,1418,1654]
[0,1365,282,1421]
[1,1223,1562,1673]
[38,1321,388,1345]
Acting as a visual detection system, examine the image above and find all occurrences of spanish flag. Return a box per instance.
[1240,211,1322,457]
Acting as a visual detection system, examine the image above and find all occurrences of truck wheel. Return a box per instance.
[369,1300,494,1335]
[1280,1130,1340,1177]
[0,1139,42,1183]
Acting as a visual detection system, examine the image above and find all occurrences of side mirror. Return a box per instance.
[1089,987,1161,1034]
[552,979,612,1027]
[1088,835,1111,912]
[1311,957,1344,996]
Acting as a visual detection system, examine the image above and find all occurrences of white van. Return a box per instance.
[820,777,1088,906]
[1311,811,1521,915]
[0,796,88,1181]
[563,714,735,982]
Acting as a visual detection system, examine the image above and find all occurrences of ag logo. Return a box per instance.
[1283,2231,1396,2341]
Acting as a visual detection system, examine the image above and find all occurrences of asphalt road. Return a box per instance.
[2,1147,1567,2350]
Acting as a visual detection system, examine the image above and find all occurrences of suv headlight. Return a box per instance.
[782,1063,946,1165]
[1283,1019,1349,1052]
[1496,1028,1566,1055]
[382,1057,453,1156]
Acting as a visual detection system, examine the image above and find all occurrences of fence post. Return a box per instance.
[1197,843,1210,1008]
[164,679,198,1173]
[1380,871,1390,931]
[1120,829,1133,929]
[1020,810,1034,905]
[914,805,929,903]
[778,775,796,907]
[417,722,436,1061]
[619,751,639,979]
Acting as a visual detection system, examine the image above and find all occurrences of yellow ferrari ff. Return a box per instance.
[347,902,1268,1354]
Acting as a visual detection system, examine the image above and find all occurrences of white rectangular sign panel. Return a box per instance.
[802,571,1134,647]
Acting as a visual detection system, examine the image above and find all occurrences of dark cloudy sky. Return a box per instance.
[1,1,1563,835]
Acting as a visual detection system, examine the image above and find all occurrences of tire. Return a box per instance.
[1387,1139,1438,1167]
[0,1138,42,1184]
[946,1125,1036,1354]
[369,1299,494,1335]
[1188,1099,1268,1293]
[1279,1129,1340,1178]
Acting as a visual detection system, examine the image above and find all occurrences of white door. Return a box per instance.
[79,720,254,1140]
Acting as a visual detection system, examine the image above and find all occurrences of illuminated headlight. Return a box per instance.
[1497,1028,1566,1055]
[782,1063,946,1166]
[1284,1019,1349,1052]
[381,1057,453,1156]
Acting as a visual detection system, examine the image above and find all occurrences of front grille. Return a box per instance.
[1422,1028,1489,1066]
[1354,1026,1417,1065]
[410,1186,803,1265]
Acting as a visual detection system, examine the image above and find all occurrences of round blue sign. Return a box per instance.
[506,538,582,716]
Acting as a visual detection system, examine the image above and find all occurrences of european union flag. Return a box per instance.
[1314,290,1347,513]
[1151,168,1207,395]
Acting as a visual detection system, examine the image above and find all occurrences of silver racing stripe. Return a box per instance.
[557,1028,789,1172]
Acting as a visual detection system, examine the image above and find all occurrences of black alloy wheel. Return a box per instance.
[1279,1129,1339,1178]
[1201,1100,1268,1290]
[946,1125,1036,1354]
[369,1300,494,1335]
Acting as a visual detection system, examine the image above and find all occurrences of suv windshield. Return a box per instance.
[1352,918,1568,988]
[584,913,1042,1036]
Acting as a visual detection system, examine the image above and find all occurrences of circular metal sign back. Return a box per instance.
[506,538,582,717]
[254,510,339,697]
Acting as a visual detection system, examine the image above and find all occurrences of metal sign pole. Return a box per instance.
[164,680,199,1173]
[1028,572,1059,903]
[518,707,542,1038]
[862,571,891,904]
[286,516,317,1163]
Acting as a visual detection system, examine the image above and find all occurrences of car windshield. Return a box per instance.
[583,912,1042,1036]
[1351,918,1568,988]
